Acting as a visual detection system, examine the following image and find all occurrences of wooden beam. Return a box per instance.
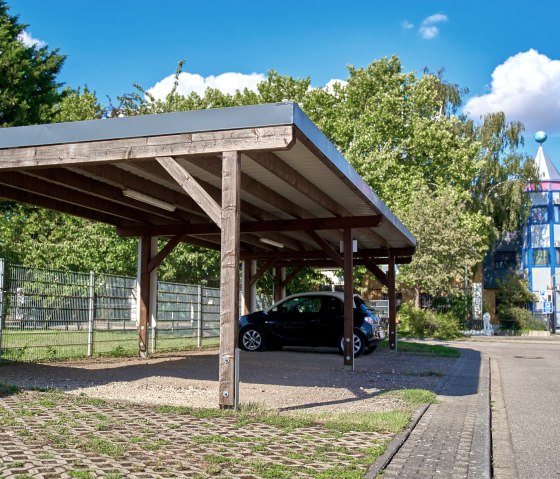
[0,171,164,224]
[270,258,411,268]
[362,258,388,287]
[0,125,295,169]
[249,149,388,246]
[280,267,303,290]
[343,228,354,369]
[116,215,382,237]
[242,260,252,315]
[156,156,222,227]
[219,150,241,409]
[76,164,207,217]
[248,151,349,216]
[241,247,416,261]
[139,236,151,358]
[0,184,132,226]
[249,260,275,287]
[130,161,316,250]
[306,231,344,268]
[388,254,397,351]
[274,267,282,303]
[26,168,189,222]
[185,156,314,220]
[148,234,185,273]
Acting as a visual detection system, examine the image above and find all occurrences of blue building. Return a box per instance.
[484,132,560,330]
[523,132,560,328]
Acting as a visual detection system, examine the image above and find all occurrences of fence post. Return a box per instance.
[197,285,202,348]
[0,258,4,361]
[87,271,95,357]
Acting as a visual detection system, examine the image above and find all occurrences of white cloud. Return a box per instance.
[18,31,46,48]
[419,13,448,39]
[401,20,414,30]
[325,79,347,92]
[146,71,266,99]
[464,49,560,133]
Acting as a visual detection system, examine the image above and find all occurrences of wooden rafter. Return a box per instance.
[24,168,190,222]
[0,184,133,226]
[75,164,207,217]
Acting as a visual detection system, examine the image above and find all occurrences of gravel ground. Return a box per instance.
[0,346,458,412]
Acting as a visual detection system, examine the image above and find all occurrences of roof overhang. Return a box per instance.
[0,102,415,264]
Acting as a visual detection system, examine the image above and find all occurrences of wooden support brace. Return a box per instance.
[307,231,344,268]
[249,259,275,287]
[156,156,222,227]
[362,258,388,287]
[148,234,185,273]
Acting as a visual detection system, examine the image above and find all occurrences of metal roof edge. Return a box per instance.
[291,103,416,247]
[0,102,296,149]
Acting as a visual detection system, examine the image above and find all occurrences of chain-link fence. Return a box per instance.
[0,259,258,362]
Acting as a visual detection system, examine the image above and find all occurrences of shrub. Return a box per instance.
[398,304,463,339]
[496,306,532,330]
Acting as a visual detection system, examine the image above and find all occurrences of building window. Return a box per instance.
[555,205,560,222]
[494,251,516,269]
[531,206,548,224]
[533,249,550,266]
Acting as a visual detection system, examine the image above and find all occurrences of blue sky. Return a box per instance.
[13,0,560,163]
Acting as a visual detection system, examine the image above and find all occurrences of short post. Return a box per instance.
[0,258,5,361]
[197,285,203,348]
[87,271,95,357]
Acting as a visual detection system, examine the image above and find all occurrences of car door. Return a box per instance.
[267,296,322,345]
[315,296,344,345]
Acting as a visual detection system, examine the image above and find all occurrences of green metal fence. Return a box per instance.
[0,259,231,362]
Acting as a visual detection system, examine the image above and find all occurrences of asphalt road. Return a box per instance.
[459,337,560,479]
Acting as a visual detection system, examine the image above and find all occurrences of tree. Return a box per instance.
[396,186,489,304]
[54,86,104,123]
[0,1,65,126]
[114,57,537,291]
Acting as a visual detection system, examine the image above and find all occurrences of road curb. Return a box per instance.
[364,402,431,479]
[365,349,467,478]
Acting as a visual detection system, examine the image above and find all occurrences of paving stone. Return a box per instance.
[382,348,491,478]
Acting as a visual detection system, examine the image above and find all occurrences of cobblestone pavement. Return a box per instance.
[382,348,490,479]
[0,388,390,479]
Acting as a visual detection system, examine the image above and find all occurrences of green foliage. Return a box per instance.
[0,1,65,126]
[398,304,463,339]
[497,306,537,331]
[396,186,489,299]
[495,273,536,330]
[54,86,104,122]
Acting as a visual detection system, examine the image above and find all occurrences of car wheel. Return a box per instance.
[338,333,366,358]
[240,327,265,352]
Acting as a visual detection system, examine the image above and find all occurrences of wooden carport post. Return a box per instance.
[219,151,241,408]
[388,253,397,351]
[343,228,354,370]
[138,236,157,359]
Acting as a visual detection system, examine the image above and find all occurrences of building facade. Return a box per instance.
[484,132,560,329]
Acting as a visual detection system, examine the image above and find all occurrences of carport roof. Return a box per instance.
[0,102,415,262]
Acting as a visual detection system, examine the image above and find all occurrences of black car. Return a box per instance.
[239,292,384,357]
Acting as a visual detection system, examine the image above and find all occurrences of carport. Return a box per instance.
[0,102,415,407]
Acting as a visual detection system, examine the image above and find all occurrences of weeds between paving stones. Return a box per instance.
[0,359,444,479]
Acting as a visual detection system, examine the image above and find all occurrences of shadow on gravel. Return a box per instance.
[0,342,482,409]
